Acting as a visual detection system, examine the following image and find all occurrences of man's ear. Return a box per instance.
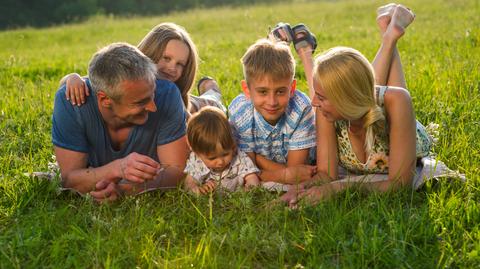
[97,91,112,108]
[290,79,297,95]
[241,80,251,99]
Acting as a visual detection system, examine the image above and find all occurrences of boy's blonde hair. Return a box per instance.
[138,22,198,107]
[241,39,295,84]
[314,46,385,154]
[187,106,235,155]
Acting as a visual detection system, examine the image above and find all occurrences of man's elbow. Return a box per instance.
[60,172,90,194]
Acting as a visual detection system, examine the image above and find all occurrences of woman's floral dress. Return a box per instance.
[335,86,432,174]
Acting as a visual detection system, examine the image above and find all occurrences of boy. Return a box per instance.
[228,39,316,189]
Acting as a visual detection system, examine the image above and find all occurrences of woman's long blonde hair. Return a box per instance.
[314,46,386,153]
[138,22,198,108]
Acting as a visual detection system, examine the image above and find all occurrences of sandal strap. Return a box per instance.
[292,24,317,53]
[269,22,294,44]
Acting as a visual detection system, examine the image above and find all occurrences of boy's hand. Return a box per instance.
[244,173,260,190]
[283,165,317,184]
[65,73,89,106]
[199,180,217,194]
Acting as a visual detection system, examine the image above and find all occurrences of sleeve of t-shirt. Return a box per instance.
[288,93,317,150]
[228,95,255,153]
[51,85,89,153]
[155,80,187,145]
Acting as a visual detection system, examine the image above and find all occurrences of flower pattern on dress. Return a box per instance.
[367,152,389,171]
[335,86,432,175]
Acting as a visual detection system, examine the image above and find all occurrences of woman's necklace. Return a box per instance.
[348,120,364,135]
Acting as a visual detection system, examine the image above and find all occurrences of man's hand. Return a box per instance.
[90,179,120,203]
[118,152,161,183]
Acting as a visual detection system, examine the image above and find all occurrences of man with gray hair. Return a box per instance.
[52,43,188,202]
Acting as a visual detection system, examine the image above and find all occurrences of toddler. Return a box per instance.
[184,107,260,194]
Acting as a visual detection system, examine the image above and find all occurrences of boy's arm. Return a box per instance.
[255,154,285,170]
[254,147,309,170]
[246,151,314,184]
[286,148,310,166]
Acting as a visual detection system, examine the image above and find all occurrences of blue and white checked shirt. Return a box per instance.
[228,90,316,164]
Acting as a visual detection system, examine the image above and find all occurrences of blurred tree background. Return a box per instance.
[0,0,282,30]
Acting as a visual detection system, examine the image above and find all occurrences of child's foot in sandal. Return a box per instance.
[292,24,317,55]
[267,22,294,44]
[384,4,415,41]
[197,76,221,96]
[376,3,397,33]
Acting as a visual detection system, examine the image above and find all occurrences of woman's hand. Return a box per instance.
[281,183,336,208]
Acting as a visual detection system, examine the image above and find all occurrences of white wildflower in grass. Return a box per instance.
[426,122,440,144]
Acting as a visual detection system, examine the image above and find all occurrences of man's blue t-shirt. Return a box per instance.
[52,79,186,167]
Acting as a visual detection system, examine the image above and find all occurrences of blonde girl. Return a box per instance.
[61,22,224,114]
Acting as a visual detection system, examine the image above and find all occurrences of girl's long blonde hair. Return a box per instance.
[138,22,199,108]
[314,46,386,153]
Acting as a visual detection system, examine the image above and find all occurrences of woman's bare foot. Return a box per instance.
[384,4,415,42]
[376,3,397,34]
[393,4,415,30]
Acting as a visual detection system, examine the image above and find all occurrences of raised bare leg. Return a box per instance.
[372,4,414,88]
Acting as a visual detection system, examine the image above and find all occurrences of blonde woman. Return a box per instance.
[282,4,437,205]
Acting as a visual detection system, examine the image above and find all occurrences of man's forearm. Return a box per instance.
[118,166,185,195]
[61,160,121,194]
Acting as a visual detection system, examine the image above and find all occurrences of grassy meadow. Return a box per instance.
[1,0,480,267]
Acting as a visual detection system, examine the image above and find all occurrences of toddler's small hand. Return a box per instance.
[199,180,217,194]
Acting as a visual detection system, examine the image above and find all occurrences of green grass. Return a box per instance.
[1,0,479,267]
